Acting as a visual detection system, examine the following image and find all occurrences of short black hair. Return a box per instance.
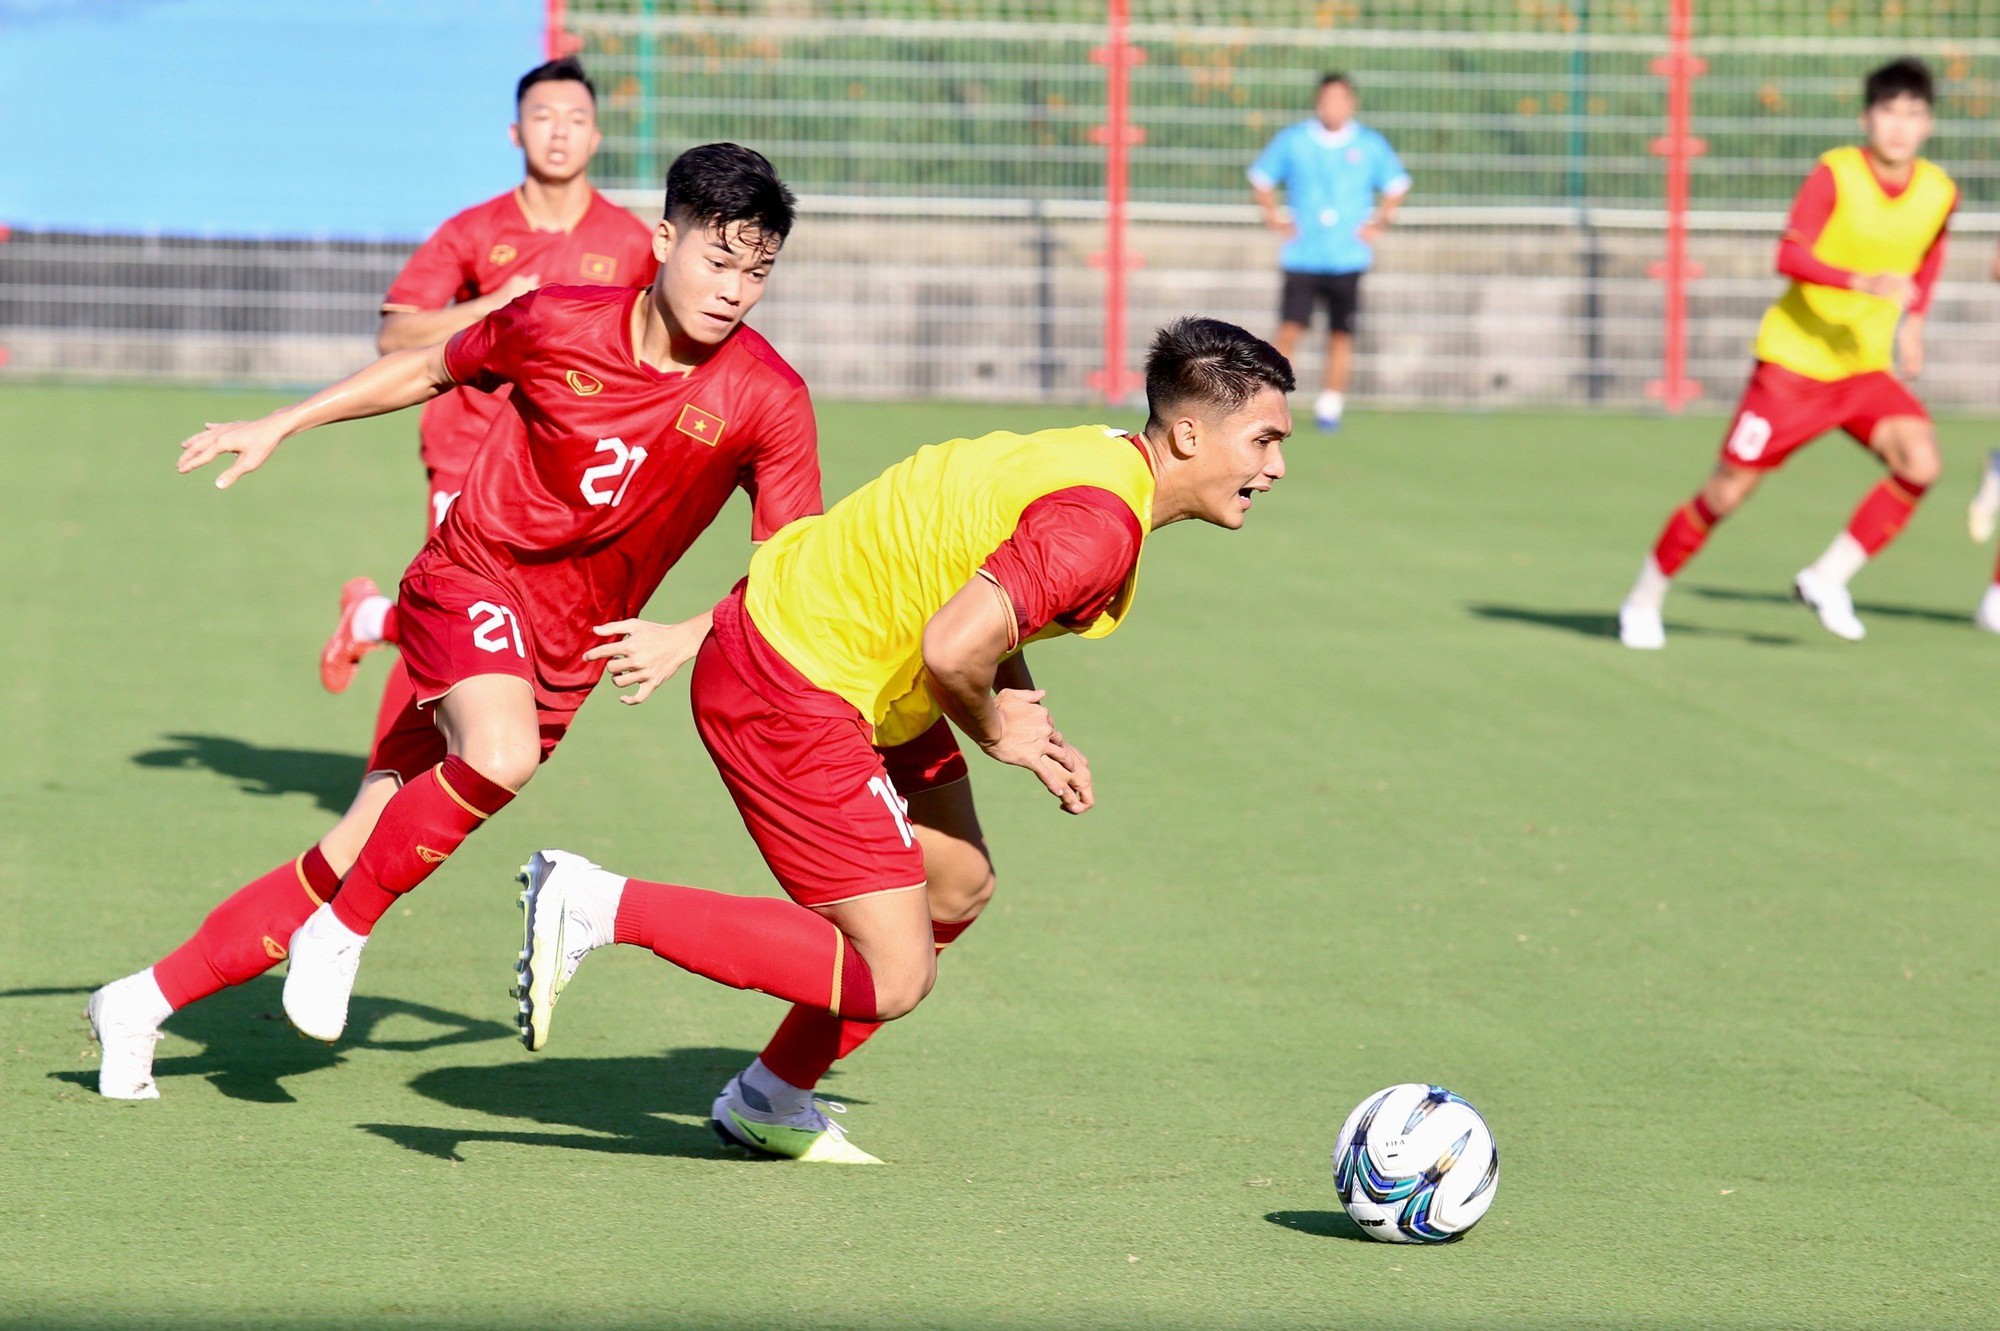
[663,143,797,245]
[1319,72,1353,92]
[1865,57,1933,109]
[518,56,595,107]
[1143,317,1295,429]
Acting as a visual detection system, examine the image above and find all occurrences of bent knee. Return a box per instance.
[454,744,538,795]
[930,866,996,926]
[869,957,938,1022]
[1895,440,1942,488]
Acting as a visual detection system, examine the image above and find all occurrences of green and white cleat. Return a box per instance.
[512,848,619,1052]
[710,1075,884,1164]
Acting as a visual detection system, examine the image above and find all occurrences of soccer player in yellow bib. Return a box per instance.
[1618,58,1953,649]
[509,317,1292,1162]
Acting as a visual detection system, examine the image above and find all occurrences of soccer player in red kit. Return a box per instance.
[85,145,817,1099]
[1617,59,1953,649]
[511,318,1293,1162]
[322,55,656,699]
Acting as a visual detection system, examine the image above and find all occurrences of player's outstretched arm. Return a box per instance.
[922,578,1092,814]
[582,609,715,705]
[377,273,539,354]
[176,343,456,490]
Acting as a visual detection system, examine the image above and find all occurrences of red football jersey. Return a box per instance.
[383,189,659,482]
[419,285,821,704]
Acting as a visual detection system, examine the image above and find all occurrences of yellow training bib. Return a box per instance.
[745,425,1155,746]
[1754,146,1954,381]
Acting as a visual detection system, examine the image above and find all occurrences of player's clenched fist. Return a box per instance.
[178,416,288,489]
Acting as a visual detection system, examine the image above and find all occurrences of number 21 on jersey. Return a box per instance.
[580,436,648,507]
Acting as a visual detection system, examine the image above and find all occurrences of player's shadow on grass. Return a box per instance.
[364,1046,809,1163]
[131,733,365,816]
[1264,1210,1373,1243]
[1685,584,1970,626]
[1465,603,1800,647]
[36,977,512,1104]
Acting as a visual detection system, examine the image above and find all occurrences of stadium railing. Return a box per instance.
[8,2,2000,412]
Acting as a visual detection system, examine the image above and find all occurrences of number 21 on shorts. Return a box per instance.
[468,600,525,656]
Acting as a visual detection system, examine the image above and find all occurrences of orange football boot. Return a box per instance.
[320,576,384,693]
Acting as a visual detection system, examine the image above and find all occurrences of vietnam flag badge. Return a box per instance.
[676,403,726,447]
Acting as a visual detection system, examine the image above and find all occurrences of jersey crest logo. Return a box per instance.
[488,243,518,267]
[581,252,617,282]
[565,370,604,396]
[676,403,726,447]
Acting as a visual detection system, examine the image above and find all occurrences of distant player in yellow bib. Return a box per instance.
[512,317,1295,1162]
[1619,58,1953,649]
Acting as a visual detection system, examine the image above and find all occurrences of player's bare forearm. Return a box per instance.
[922,580,1092,813]
[177,345,454,489]
[1376,191,1406,226]
[378,292,509,353]
[583,608,714,705]
[993,649,1035,695]
[922,582,1011,748]
[378,273,539,353]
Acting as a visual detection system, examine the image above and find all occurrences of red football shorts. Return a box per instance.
[363,555,576,783]
[881,715,971,793]
[395,558,537,704]
[1718,361,1926,471]
[694,584,959,908]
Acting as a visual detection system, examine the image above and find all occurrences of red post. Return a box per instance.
[1647,0,1705,411]
[1088,0,1145,404]
[545,0,580,59]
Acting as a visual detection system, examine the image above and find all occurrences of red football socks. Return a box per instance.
[1651,494,1720,577]
[1846,476,1929,556]
[379,603,401,646]
[153,846,342,1009]
[757,916,975,1089]
[329,756,515,934]
[613,879,879,1019]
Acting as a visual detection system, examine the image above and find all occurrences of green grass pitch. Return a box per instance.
[3,382,1998,1329]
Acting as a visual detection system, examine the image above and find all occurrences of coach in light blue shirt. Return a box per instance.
[1250,72,1411,431]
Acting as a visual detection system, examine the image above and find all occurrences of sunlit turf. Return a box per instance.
[3,382,1997,1328]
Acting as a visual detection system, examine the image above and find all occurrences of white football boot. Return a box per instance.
[281,904,368,1042]
[512,848,620,1052]
[1969,450,2000,543]
[86,973,168,1100]
[711,1073,884,1164]
[1976,585,2000,635]
[1793,567,1866,641]
[1618,601,1666,650]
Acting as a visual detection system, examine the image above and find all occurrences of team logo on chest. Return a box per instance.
[565,370,604,396]
[489,243,518,267]
[581,252,617,282]
[676,403,726,447]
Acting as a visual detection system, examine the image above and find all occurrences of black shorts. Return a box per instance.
[1279,269,1362,334]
